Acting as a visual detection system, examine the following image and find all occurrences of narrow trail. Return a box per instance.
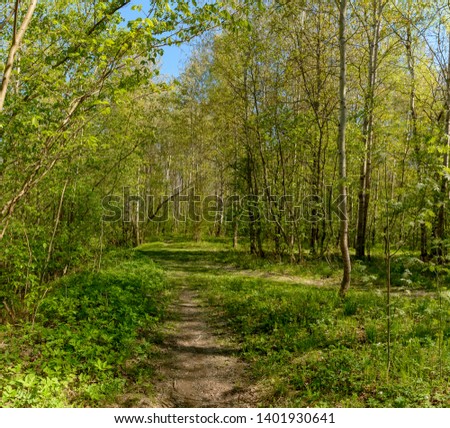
[154,287,257,408]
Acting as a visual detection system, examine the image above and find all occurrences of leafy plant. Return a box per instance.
[0,252,169,407]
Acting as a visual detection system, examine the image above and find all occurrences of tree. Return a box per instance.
[0,0,230,317]
[0,0,225,240]
[354,0,387,259]
[337,0,351,296]
[0,0,38,111]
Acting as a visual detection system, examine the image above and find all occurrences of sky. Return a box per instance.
[159,44,192,78]
[120,1,192,78]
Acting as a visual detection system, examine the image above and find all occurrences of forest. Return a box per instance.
[1,0,450,408]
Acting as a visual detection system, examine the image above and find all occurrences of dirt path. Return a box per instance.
[154,287,256,408]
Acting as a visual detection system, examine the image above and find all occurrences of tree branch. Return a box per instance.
[0,2,15,33]
[0,0,38,111]
[52,0,131,69]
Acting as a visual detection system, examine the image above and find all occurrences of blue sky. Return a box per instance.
[120,1,191,78]
[159,44,192,78]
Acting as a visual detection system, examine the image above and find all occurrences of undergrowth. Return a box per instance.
[198,275,450,407]
[140,238,450,291]
[0,252,169,407]
[138,240,450,408]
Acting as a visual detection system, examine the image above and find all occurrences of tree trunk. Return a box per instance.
[233,219,238,249]
[405,20,428,261]
[338,0,351,297]
[433,34,450,260]
[355,0,382,259]
[0,0,38,111]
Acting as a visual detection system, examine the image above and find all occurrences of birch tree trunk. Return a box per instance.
[338,0,351,296]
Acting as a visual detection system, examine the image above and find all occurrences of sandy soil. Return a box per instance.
[153,288,257,408]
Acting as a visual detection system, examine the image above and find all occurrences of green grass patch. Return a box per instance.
[138,240,450,292]
[195,275,450,407]
[137,241,450,407]
[0,252,169,407]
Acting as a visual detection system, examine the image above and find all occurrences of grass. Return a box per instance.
[200,276,450,407]
[139,240,450,408]
[139,238,449,291]
[0,250,171,407]
[2,238,449,408]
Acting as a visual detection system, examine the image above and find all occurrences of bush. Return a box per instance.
[0,255,168,407]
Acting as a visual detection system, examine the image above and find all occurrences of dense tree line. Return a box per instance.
[152,1,450,273]
[170,0,450,260]
[2,0,450,319]
[0,0,226,320]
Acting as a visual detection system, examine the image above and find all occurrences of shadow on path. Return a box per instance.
[154,288,256,408]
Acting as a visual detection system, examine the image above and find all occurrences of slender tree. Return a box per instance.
[337,0,352,296]
[0,0,38,111]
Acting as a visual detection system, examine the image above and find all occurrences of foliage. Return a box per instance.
[140,241,450,408]
[0,251,169,407]
[0,0,230,320]
[200,274,450,407]
[2,0,450,410]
